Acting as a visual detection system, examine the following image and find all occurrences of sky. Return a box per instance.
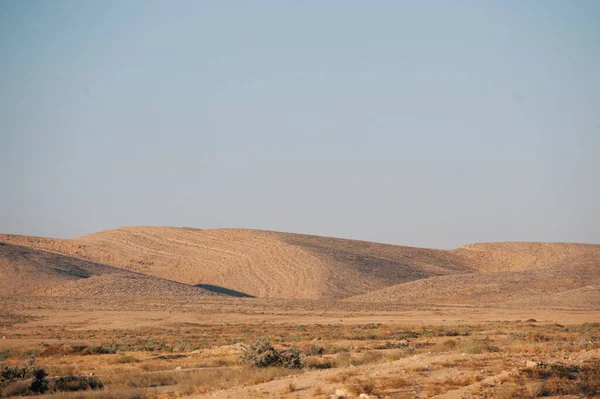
[1,1,599,249]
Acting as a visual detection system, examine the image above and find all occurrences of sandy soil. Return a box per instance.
[2,227,599,306]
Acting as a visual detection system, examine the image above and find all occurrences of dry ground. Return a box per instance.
[1,227,599,397]
[1,298,599,398]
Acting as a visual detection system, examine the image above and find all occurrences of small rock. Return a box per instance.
[1,336,6,340]
[359,394,371,399]
[175,366,182,371]
[526,361,537,368]
[335,388,349,398]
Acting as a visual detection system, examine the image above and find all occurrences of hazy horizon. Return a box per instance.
[1,1,599,249]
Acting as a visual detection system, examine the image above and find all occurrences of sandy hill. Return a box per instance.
[0,242,222,298]
[1,227,598,305]
[347,242,600,307]
[0,227,473,299]
[452,242,600,272]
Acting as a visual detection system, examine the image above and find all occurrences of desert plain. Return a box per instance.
[1,227,599,398]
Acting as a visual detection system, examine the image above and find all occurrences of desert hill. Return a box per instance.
[0,227,472,299]
[0,242,222,298]
[347,242,600,307]
[1,227,599,305]
[452,242,600,272]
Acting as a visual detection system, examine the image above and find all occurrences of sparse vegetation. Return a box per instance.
[1,362,103,397]
[1,362,49,397]
[240,339,305,368]
[2,230,599,399]
[2,318,598,397]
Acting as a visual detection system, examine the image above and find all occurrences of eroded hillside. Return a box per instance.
[0,243,221,298]
[1,228,598,306]
[0,227,471,299]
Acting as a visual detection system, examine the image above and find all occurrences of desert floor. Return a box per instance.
[1,297,599,398]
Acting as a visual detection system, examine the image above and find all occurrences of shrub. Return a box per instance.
[0,362,105,397]
[50,375,104,392]
[0,362,48,396]
[308,344,324,356]
[280,347,304,369]
[240,339,281,368]
[240,339,304,368]
[516,360,600,397]
[41,342,119,357]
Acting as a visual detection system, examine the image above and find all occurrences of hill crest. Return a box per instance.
[2,227,598,304]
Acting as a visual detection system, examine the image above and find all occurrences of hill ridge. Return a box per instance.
[2,227,599,304]
[0,242,225,298]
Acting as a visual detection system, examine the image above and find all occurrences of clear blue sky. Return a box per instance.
[1,1,598,249]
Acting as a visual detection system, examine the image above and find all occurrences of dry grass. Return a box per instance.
[326,370,360,384]
[6,323,600,395]
[2,305,599,398]
[42,390,150,399]
[174,367,302,396]
[282,382,297,393]
[345,375,378,396]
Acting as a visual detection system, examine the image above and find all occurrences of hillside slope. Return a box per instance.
[0,227,473,299]
[0,243,222,298]
[347,243,600,307]
[452,242,600,272]
[2,228,598,304]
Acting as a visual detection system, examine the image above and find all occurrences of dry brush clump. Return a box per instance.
[1,362,49,397]
[49,376,104,393]
[486,360,600,398]
[0,362,103,398]
[240,339,304,368]
[519,360,600,397]
[40,343,119,357]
